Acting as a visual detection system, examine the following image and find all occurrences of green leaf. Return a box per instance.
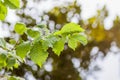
[6,57,16,67]
[4,0,20,9]
[0,2,7,20]
[14,22,27,35]
[0,53,7,63]
[27,29,40,38]
[68,34,87,50]
[42,35,59,50]
[78,35,87,46]
[16,41,31,59]
[68,37,78,50]
[0,38,6,48]
[41,40,49,51]
[29,42,48,67]
[32,36,41,44]
[54,23,84,35]
[72,34,87,45]
[52,38,66,56]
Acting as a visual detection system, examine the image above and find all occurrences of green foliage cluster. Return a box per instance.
[0,0,20,20]
[0,22,87,68]
[0,0,87,79]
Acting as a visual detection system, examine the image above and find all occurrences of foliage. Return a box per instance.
[14,22,27,35]
[0,0,20,21]
[54,23,84,35]
[0,0,87,68]
[1,0,120,80]
[3,1,120,80]
[4,0,20,9]
[0,0,88,79]
[0,2,7,20]
[0,22,87,68]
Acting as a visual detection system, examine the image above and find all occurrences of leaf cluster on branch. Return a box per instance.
[0,0,87,79]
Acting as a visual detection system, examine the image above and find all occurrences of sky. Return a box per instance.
[0,0,120,80]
